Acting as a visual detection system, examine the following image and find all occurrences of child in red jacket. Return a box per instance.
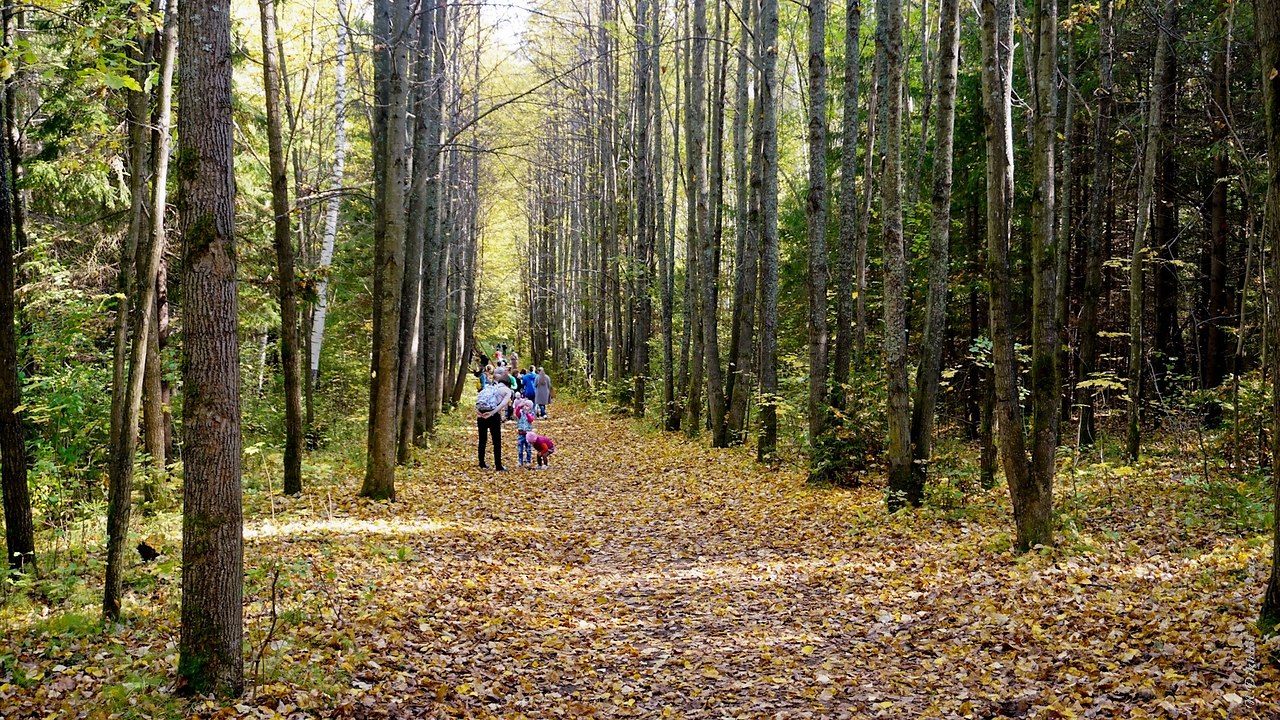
[526,432,556,469]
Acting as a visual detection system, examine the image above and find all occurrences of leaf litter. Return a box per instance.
[3,401,1280,718]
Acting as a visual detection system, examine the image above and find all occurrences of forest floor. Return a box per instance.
[3,401,1280,718]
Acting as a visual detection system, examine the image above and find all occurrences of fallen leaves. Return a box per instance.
[3,402,1280,718]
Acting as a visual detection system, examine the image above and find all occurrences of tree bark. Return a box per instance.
[308,0,349,395]
[259,0,303,494]
[726,0,758,444]
[362,0,412,500]
[176,0,243,694]
[904,0,958,507]
[0,12,30,571]
[806,0,831,468]
[1127,0,1174,461]
[1258,0,1280,632]
[756,0,781,461]
[879,0,909,501]
[1076,0,1114,445]
[832,0,862,405]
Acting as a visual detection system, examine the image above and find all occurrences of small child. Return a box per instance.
[514,398,536,467]
[526,431,556,469]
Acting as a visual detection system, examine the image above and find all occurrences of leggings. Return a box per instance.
[477,413,503,468]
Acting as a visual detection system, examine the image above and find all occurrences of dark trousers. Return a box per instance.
[477,413,503,468]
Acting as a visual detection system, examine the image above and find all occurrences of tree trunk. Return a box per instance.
[684,0,705,436]
[1127,0,1174,461]
[362,0,412,500]
[756,0,781,461]
[703,0,728,445]
[176,0,243,693]
[832,0,862,405]
[981,0,1044,551]
[308,0,348,398]
[806,0,831,470]
[855,36,883,362]
[259,0,303,494]
[1076,0,1113,446]
[726,0,759,444]
[0,14,30,571]
[904,0,958,507]
[1055,5,1075,423]
[1027,0,1059,544]
[1204,4,1231,390]
[879,0,909,501]
[1257,0,1280,632]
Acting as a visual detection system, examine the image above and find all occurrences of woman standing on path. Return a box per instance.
[535,367,552,418]
[476,367,513,470]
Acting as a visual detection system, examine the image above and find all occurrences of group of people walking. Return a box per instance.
[473,348,555,471]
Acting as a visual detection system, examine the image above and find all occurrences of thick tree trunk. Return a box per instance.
[1258,0,1280,632]
[832,0,862,405]
[398,0,441,458]
[879,0,909,501]
[362,0,411,500]
[176,0,243,694]
[1204,4,1231,390]
[684,0,705,436]
[259,0,303,495]
[1027,0,1059,543]
[806,0,831,469]
[756,0,781,461]
[904,0,958,507]
[0,21,30,571]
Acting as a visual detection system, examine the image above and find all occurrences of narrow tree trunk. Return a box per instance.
[1127,0,1174,461]
[726,0,759,444]
[1055,6,1075,422]
[176,0,243,693]
[904,0,958,506]
[854,40,882,361]
[1076,0,1113,446]
[308,0,348,397]
[980,0,1041,551]
[684,0,706,436]
[259,0,303,494]
[703,0,728,445]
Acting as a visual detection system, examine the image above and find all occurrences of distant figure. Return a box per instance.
[514,397,536,467]
[526,431,556,469]
[521,367,538,401]
[475,367,513,470]
[535,367,552,418]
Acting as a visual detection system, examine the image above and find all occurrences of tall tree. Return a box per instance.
[1076,0,1114,445]
[176,0,243,693]
[1258,0,1280,633]
[756,0,781,461]
[832,0,862,404]
[103,0,178,617]
[362,0,412,500]
[0,11,29,571]
[806,0,831,465]
[879,0,909,502]
[725,0,758,444]
[903,0,959,506]
[307,0,349,401]
[1026,0,1060,545]
[259,0,303,494]
[1127,0,1175,461]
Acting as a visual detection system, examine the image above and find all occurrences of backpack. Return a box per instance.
[475,384,504,413]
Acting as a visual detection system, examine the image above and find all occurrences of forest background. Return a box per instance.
[4,0,1280,711]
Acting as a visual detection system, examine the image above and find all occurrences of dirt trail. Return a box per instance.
[241,401,1279,718]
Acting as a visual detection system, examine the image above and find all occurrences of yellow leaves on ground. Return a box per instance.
[4,401,1280,717]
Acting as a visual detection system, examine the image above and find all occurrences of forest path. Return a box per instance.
[239,401,1280,718]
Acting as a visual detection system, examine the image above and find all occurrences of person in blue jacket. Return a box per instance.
[521,367,538,402]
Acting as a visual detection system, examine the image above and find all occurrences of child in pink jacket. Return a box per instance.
[526,431,556,469]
